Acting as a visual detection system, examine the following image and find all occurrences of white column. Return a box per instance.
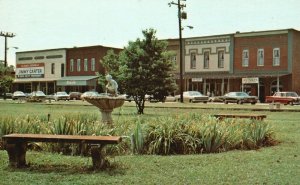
[277,75,280,92]
[221,78,224,95]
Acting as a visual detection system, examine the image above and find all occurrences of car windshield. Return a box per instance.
[188,91,202,96]
[286,92,298,97]
[236,92,249,97]
[14,91,24,95]
[57,92,68,95]
[35,91,45,96]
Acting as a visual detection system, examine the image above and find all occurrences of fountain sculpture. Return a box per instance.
[84,74,125,125]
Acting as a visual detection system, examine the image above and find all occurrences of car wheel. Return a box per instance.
[224,100,228,104]
[289,101,294,106]
[237,100,243,104]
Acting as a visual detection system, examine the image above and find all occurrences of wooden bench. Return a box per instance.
[212,114,267,121]
[2,134,122,169]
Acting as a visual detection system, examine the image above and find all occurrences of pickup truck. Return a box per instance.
[265,92,300,105]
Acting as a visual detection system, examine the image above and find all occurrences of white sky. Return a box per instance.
[1,0,300,66]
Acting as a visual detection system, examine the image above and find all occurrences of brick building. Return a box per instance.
[57,45,122,93]
[232,29,300,102]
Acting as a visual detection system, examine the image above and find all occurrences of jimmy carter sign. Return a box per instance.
[16,63,45,78]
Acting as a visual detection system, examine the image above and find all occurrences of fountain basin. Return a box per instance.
[84,95,125,124]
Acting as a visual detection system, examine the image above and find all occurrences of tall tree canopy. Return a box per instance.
[101,28,177,114]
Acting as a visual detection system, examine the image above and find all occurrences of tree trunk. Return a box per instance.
[135,98,145,114]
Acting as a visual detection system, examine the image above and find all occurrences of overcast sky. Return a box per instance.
[1,0,300,66]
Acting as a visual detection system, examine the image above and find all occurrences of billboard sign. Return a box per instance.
[16,63,45,78]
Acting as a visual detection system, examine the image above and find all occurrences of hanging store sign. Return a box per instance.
[242,77,259,84]
[192,78,203,82]
[16,63,45,78]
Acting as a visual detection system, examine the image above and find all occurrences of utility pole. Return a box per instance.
[169,0,187,103]
[0,31,16,67]
[0,31,15,100]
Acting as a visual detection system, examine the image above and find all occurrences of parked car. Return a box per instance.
[208,96,223,102]
[69,92,82,100]
[120,94,134,102]
[12,91,26,100]
[175,91,209,103]
[1,92,12,99]
[80,91,99,101]
[26,91,46,102]
[52,91,70,101]
[265,91,300,105]
[220,92,258,104]
[165,95,176,102]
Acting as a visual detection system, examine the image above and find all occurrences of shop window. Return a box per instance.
[77,59,81,71]
[70,59,74,72]
[242,49,249,67]
[84,58,88,71]
[218,51,224,68]
[273,48,280,66]
[204,51,209,69]
[51,63,55,74]
[257,49,264,66]
[91,58,95,71]
[190,52,196,69]
[61,64,64,77]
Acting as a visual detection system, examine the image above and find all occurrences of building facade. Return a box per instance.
[233,29,300,102]
[14,49,67,94]
[183,34,233,96]
[57,45,122,93]
[14,45,122,94]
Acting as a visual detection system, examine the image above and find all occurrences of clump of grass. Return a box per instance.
[139,113,276,155]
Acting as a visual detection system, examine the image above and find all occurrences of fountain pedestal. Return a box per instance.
[84,96,125,124]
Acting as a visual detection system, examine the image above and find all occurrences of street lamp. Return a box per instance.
[0,31,16,67]
[169,0,188,103]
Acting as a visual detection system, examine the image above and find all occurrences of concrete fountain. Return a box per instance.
[84,74,125,125]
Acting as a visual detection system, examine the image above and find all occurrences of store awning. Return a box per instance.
[184,70,291,79]
[56,76,98,86]
[14,78,58,83]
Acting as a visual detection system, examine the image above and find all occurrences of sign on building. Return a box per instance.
[192,78,203,82]
[242,77,259,84]
[16,63,45,78]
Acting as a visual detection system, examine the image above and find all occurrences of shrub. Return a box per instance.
[0,113,277,155]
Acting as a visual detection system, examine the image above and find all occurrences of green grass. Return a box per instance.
[0,101,299,184]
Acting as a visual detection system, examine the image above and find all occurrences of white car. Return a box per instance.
[53,92,70,101]
[12,91,26,100]
[175,91,209,103]
[80,91,99,101]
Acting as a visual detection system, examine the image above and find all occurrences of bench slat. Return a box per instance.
[2,134,121,144]
[212,114,266,120]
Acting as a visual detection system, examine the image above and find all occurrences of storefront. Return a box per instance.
[56,76,99,93]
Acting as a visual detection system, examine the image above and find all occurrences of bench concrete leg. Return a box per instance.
[5,142,28,168]
[90,145,108,169]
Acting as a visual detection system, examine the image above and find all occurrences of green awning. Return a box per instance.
[56,76,98,86]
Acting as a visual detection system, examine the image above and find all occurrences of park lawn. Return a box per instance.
[0,101,299,185]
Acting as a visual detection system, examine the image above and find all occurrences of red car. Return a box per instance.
[265,92,300,105]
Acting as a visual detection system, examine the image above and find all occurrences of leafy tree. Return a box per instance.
[96,50,121,92]
[102,28,177,114]
[0,63,14,99]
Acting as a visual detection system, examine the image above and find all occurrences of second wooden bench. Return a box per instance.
[212,114,267,121]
